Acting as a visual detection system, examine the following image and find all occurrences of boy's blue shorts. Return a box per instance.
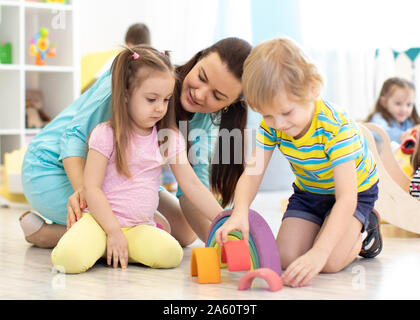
[283,181,379,232]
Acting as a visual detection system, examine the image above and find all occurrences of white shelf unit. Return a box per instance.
[0,0,80,164]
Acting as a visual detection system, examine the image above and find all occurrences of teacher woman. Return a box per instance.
[20,37,252,248]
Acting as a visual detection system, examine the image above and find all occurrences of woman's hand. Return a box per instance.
[66,188,87,230]
[215,211,249,248]
[106,229,129,269]
[282,248,329,288]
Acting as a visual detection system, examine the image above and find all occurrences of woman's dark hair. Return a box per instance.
[171,37,252,207]
[366,77,420,125]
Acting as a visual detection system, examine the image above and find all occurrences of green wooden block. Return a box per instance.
[0,43,12,64]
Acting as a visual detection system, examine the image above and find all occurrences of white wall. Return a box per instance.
[79,0,252,65]
[298,0,420,121]
[300,0,420,51]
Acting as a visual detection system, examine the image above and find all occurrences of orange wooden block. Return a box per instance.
[190,247,221,284]
[221,240,251,272]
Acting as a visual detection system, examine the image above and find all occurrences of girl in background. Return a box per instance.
[51,46,222,273]
[216,38,381,287]
[366,77,420,144]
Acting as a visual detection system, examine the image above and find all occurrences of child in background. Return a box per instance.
[51,46,223,274]
[125,23,151,47]
[82,23,152,93]
[216,38,381,288]
[366,77,420,144]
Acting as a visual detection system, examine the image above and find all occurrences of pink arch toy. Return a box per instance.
[238,268,283,292]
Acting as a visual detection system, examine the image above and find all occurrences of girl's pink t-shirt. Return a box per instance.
[88,122,185,228]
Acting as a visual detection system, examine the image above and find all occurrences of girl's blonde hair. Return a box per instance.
[110,45,175,177]
[242,38,323,112]
[366,77,420,125]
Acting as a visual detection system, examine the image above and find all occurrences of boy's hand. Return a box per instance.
[282,248,329,288]
[215,212,249,248]
[66,188,87,230]
[106,230,129,269]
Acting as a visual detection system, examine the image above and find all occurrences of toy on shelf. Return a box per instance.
[26,90,51,128]
[0,42,12,64]
[29,27,56,66]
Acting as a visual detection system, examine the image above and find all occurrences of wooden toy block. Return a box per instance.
[238,268,283,292]
[221,240,251,272]
[190,247,221,284]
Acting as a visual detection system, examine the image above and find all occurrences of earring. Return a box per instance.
[222,106,229,113]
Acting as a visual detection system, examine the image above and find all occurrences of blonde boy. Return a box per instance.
[216,38,381,287]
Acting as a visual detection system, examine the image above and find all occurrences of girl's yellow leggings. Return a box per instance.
[51,213,183,274]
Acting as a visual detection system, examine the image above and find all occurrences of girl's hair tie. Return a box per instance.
[125,45,139,60]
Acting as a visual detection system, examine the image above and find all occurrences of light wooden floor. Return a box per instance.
[1,190,420,300]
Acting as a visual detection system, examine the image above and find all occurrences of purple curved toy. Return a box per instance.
[206,209,282,275]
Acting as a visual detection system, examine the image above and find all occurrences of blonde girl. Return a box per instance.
[51,46,223,273]
[216,38,381,287]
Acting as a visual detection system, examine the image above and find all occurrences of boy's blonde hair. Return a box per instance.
[242,38,323,112]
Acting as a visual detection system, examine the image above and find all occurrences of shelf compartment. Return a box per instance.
[0,70,22,130]
[0,134,20,165]
[25,6,74,67]
[0,4,21,65]
[26,71,74,120]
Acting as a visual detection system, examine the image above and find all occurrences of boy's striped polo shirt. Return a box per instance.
[257,99,378,194]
